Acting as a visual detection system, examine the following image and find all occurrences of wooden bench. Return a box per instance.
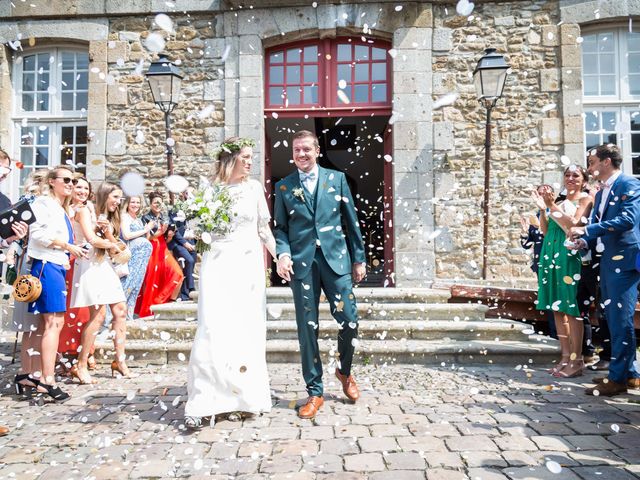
[434,283,640,329]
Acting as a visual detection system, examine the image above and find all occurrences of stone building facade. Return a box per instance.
[0,0,637,287]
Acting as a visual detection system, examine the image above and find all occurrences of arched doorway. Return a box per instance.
[264,37,394,287]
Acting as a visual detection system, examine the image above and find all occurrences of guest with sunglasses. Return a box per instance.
[25,166,87,402]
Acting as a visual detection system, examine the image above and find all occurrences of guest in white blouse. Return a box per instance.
[27,166,87,402]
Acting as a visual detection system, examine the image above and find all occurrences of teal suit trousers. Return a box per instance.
[290,248,358,397]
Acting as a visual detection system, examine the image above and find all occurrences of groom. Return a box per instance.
[570,143,640,396]
[274,130,366,419]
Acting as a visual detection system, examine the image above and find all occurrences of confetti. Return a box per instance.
[433,92,459,110]
[120,172,146,196]
[144,32,166,53]
[154,13,174,34]
[164,174,189,194]
[456,0,475,16]
[545,461,562,474]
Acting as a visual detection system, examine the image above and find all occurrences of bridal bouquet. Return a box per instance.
[174,184,235,253]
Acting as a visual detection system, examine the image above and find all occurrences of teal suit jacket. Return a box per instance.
[273,166,366,279]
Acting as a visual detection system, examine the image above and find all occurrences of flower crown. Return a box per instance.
[212,138,256,160]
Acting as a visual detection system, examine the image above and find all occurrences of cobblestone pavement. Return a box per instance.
[0,351,639,479]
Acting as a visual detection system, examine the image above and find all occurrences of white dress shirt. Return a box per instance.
[589,170,622,251]
[298,165,319,195]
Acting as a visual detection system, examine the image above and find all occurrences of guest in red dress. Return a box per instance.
[57,175,92,368]
[135,191,183,318]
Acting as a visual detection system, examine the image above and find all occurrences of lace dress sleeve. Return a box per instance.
[254,180,276,258]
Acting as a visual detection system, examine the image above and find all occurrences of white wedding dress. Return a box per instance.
[185,179,274,418]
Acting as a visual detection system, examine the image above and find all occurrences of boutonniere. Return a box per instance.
[292,187,305,201]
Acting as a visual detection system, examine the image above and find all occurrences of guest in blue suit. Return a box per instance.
[570,144,640,396]
[167,196,197,301]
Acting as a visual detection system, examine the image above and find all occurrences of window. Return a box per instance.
[12,47,89,189]
[268,45,320,107]
[582,29,640,175]
[265,38,391,112]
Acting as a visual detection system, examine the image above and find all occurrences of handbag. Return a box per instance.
[110,240,132,265]
[12,254,43,303]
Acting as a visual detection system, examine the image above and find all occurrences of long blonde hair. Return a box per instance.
[121,195,144,218]
[46,166,74,209]
[211,136,253,184]
[25,169,49,196]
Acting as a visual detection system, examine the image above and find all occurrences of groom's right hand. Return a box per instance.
[277,255,294,281]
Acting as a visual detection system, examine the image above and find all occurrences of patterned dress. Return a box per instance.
[536,200,582,317]
[120,214,152,319]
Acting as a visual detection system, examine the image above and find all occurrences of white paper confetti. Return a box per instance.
[120,172,146,197]
[145,32,166,53]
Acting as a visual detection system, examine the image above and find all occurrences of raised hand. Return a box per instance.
[542,190,555,208]
[531,189,547,210]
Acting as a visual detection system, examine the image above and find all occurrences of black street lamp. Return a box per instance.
[145,54,183,203]
[473,48,510,280]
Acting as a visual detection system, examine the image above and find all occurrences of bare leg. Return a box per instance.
[558,315,585,377]
[550,312,571,373]
[37,313,64,387]
[110,301,131,376]
[16,327,43,389]
[19,327,42,375]
[73,305,106,384]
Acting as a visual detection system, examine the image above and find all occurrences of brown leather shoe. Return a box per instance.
[335,368,360,402]
[586,380,627,397]
[298,396,324,419]
[589,359,610,371]
[593,376,640,389]
[0,426,9,437]
[628,378,640,389]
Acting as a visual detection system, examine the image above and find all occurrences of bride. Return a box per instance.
[184,137,276,429]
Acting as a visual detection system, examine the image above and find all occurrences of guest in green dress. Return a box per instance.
[535,165,593,378]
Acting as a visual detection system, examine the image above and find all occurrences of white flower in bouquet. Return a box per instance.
[174,184,235,253]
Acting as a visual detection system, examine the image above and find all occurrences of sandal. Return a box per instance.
[36,383,70,402]
[227,412,243,422]
[13,373,38,395]
[185,416,203,430]
[69,365,97,385]
[87,355,97,371]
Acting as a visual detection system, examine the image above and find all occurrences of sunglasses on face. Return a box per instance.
[56,176,78,185]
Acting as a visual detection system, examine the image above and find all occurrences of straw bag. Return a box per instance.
[12,255,43,303]
[110,240,131,265]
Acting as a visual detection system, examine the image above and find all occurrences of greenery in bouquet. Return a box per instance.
[174,184,235,253]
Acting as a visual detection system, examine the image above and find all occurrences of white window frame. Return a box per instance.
[582,27,640,176]
[13,45,89,119]
[10,45,88,197]
[13,121,88,191]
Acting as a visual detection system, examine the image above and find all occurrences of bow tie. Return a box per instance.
[299,172,316,182]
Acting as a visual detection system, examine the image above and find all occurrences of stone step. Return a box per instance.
[127,319,532,342]
[149,302,489,322]
[93,336,560,366]
[190,287,451,304]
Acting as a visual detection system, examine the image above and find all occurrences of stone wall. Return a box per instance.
[2,0,634,286]
[430,0,581,284]
[98,14,226,190]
